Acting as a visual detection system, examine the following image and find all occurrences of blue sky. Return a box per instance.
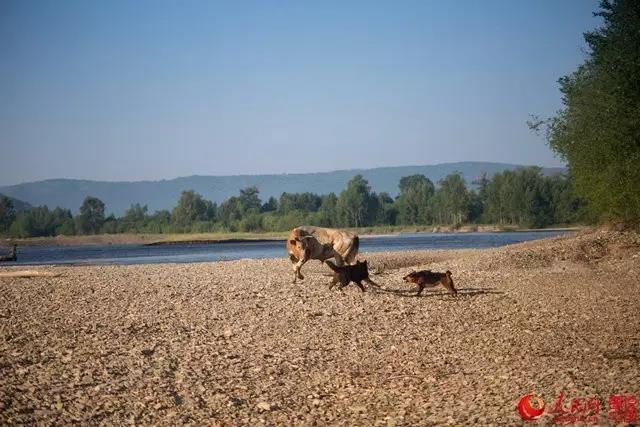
[0,0,600,185]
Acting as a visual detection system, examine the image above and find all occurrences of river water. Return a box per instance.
[0,230,572,266]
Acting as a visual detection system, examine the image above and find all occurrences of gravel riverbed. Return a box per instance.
[1,227,639,425]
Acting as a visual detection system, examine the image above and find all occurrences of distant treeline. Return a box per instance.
[0,168,584,238]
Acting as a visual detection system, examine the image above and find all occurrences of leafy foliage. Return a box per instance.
[172,190,216,229]
[76,197,105,235]
[395,175,435,225]
[337,175,376,227]
[531,0,640,222]
[431,173,470,226]
[9,206,74,237]
[0,196,16,234]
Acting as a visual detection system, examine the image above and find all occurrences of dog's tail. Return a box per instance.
[325,260,340,272]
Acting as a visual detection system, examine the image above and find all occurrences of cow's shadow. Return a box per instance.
[370,286,504,298]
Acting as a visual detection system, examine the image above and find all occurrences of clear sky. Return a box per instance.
[0,0,600,185]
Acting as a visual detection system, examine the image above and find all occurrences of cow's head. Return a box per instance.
[289,235,314,256]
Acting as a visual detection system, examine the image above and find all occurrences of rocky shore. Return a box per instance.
[1,226,638,425]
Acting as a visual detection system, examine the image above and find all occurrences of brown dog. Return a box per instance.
[402,270,457,296]
[325,260,378,292]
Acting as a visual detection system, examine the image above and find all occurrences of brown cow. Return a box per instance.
[286,226,359,284]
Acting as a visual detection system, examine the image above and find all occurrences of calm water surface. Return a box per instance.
[0,231,572,266]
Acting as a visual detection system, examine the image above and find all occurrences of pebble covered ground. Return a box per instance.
[1,227,639,425]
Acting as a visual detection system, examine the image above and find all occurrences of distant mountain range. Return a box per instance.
[0,162,565,216]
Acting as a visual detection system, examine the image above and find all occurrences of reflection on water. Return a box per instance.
[3,231,572,266]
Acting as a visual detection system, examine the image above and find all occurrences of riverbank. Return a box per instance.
[2,224,583,247]
[0,226,637,425]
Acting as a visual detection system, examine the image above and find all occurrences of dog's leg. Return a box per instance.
[328,273,339,289]
[416,283,424,296]
[337,278,349,292]
[446,282,458,296]
[355,281,366,292]
[364,278,380,288]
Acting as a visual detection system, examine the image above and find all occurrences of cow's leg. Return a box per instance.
[289,255,299,284]
[292,258,306,284]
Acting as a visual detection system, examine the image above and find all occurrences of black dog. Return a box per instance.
[325,260,378,292]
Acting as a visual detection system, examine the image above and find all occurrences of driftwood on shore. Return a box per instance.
[0,270,62,278]
[0,244,17,262]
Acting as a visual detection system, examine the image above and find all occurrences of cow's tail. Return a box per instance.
[344,236,359,264]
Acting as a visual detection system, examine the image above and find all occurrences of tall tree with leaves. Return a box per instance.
[434,173,470,225]
[238,186,262,213]
[337,175,374,227]
[172,190,216,229]
[0,196,16,234]
[261,196,278,213]
[76,196,106,235]
[317,193,338,227]
[530,0,640,222]
[217,196,242,228]
[374,192,398,225]
[396,174,435,225]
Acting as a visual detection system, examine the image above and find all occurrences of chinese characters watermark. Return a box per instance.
[517,391,637,424]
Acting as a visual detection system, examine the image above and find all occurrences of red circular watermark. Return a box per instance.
[517,393,546,421]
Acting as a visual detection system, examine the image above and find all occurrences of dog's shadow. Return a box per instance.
[371,286,504,298]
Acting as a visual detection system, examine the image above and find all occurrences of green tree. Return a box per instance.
[145,210,172,233]
[52,207,75,235]
[482,168,565,227]
[547,174,586,224]
[434,173,470,225]
[120,203,149,232]
[396,174,435,225]
[278,192,322,213]
[11,208,47,237]
[172,190,212,228]
[337,175,374,227]
[473,173,491,219]
[240,209,264,232]
[7,205,75,237]
[217,196,242,228]
[530,0,640,222]
[101,214,119,234]
[261,196,278,213]
[467,190,484,223]
[76,196,106,235]
[317,193,338,227]
[0,196,16,234]
[238,186,262,213]
[374,192,398,225]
